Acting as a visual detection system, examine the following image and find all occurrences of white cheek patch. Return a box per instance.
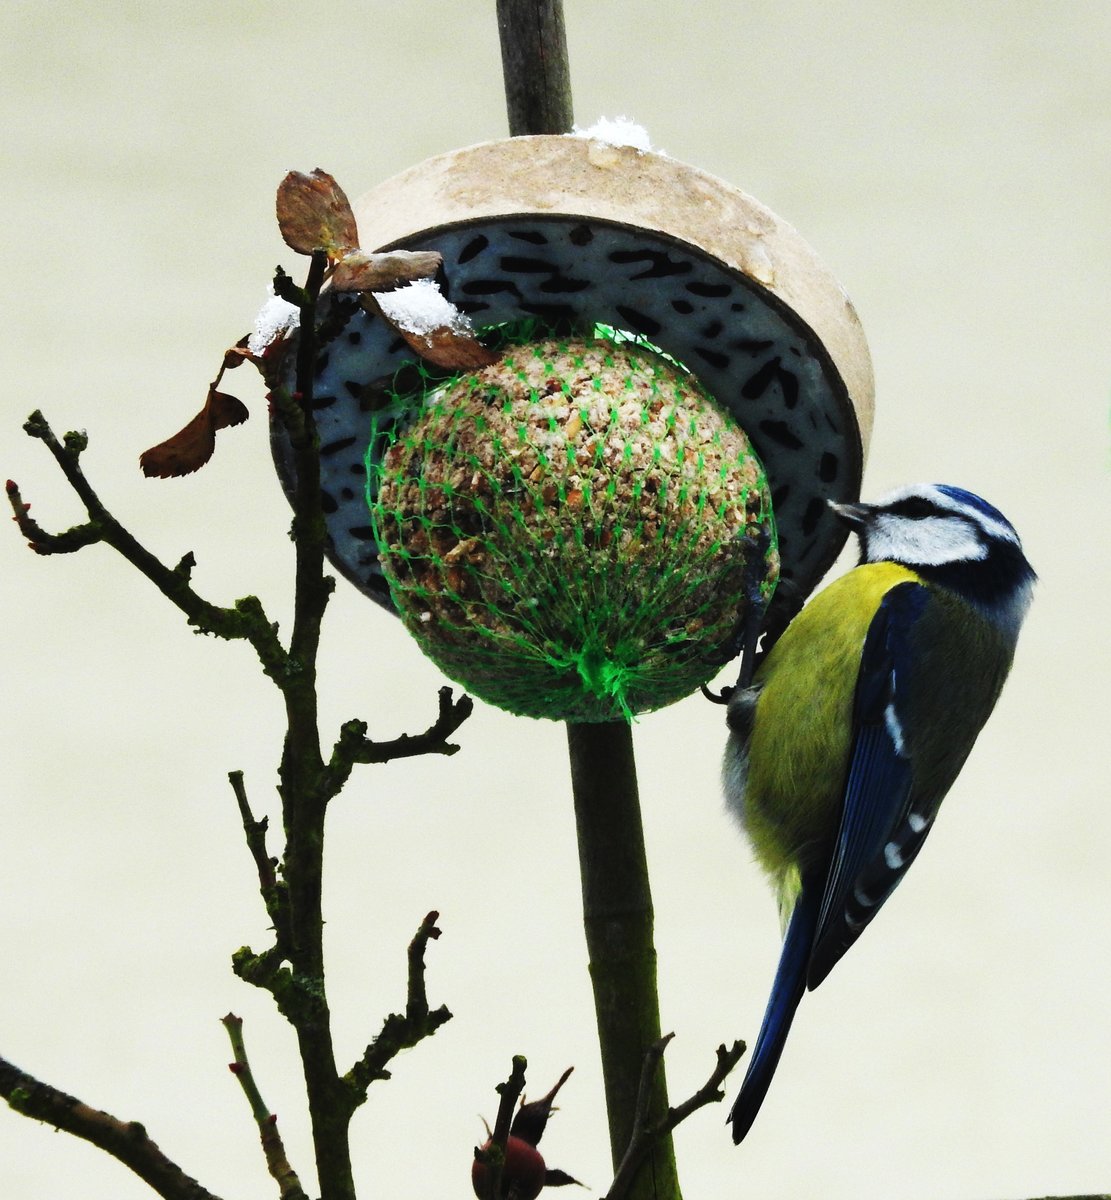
[867,513,987,565]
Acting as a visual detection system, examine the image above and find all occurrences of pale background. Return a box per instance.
[2,3,1108,1198]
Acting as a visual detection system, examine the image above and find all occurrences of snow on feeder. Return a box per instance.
[269,134,875,722]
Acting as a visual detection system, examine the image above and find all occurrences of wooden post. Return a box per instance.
[494,9,683,1195]
[496,0,574,135]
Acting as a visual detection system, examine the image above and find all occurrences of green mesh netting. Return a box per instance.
[368,330,778,722]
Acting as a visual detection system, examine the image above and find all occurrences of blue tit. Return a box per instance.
[723,482,1035,1143]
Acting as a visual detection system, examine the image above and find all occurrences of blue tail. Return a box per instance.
[729,882,822,1143]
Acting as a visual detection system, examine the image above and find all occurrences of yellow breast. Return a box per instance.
[741,562,920,890]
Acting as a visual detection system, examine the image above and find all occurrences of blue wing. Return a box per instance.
[807,581,938,989]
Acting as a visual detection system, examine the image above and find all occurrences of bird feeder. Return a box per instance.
[271,134,874,722]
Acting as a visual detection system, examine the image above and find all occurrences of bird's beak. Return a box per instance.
[827,499,872,529]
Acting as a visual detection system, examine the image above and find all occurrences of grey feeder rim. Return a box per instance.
[270,135,874,629]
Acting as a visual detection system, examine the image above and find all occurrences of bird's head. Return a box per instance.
[830,483,1036,633]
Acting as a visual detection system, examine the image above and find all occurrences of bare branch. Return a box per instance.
[473,1056,530,1200]
[10,413,288,681]
[9,183,463,1200]
[324,686,474,797]
[661,1039,745,1130]
[221,1015,309,1200]
[345,912,452,1099]
[604,1036,746,1200]
[227,772,297,1025]
[229,771,277,891]
[494,1055,528,1148]
[405,908,441,1026]
[0,1053,224,1200]
[7,477,101,553]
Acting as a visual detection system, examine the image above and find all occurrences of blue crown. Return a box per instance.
[934,484,1016,536]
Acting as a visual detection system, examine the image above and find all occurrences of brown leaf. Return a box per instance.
[140,389,249,478]
[276,169,358,259]
[392,321,500,370]
[360,289,499,371]
[207,390,250,430]
[331,250,443,294]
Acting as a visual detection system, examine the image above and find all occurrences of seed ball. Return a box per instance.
[372,335,778,721]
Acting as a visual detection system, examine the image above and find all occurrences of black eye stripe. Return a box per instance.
[887,497,941,520]
[880,499,991,550]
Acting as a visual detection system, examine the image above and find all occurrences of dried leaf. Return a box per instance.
[331,250,443,294]
[276,169,358,259]
[140,389,249,478]
[391,321,500,370]
[207,390,250,430]
[361,288,499,371]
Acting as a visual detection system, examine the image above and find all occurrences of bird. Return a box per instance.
[722,482,1035,1143]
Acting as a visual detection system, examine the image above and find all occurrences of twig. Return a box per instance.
[228,770,293,953]
[229,771,277,892]
[662,1040,745,1130]
[6,477,100,552]
[7,418,288,682]
[493,1055,527,1150]
[0,1053,225,1200]
[473,1055,529,1200]
[324,686,475,796]
[405,909,441,1026]
[221,1015,309,1200]
[345,912,452,1098]
[604,1037,746,1200]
